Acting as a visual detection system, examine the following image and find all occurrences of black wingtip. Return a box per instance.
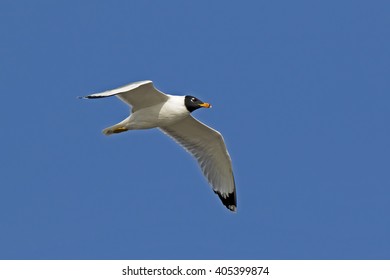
[84,95,101,99]
[78,95,104,99]
[214,191,237,212]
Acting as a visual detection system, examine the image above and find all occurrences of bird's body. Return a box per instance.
[82,80,237,212]
[103,95,189,133]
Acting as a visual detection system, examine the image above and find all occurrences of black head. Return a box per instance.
[184,95,212,113]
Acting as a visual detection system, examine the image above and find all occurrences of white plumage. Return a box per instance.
[82,80,237,211]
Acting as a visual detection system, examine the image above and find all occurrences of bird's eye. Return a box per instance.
[191,98,196,102]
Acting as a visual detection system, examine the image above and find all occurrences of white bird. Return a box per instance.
[81,80,237,212]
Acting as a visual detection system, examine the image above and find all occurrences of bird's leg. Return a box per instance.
[102,116,132,136]
[102,125,129,135]
[112,127,129,133]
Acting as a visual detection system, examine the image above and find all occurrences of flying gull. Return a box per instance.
[81,80,237,212]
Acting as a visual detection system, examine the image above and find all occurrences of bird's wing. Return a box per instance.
[83,80,169,112]
[160,116,237,211]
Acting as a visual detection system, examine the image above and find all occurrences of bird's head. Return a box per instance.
[184,95,212,112]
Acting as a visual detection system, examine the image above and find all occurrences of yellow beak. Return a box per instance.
[199,102,212,108]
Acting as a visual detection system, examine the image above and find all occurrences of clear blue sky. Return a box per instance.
[1,0,389,259]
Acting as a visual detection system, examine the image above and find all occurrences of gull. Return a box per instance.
[81,80,237,212]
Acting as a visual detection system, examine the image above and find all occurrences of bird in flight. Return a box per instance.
[81,80,237,212]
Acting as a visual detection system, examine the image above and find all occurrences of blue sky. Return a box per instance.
[1,0,389,259]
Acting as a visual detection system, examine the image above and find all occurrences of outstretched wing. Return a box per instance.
[83,80,169,112]
[160,116,237,211]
